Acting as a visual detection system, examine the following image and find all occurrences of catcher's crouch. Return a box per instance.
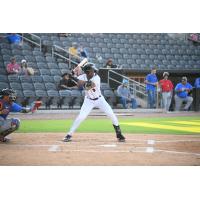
[63,63,125,142]
[0,88,41,142]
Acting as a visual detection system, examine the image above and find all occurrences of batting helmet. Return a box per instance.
[83,63,98,73]
[0,88,16,101]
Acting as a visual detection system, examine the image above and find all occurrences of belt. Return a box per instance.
[89,96,101,100]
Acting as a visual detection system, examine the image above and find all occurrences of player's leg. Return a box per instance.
[162,92,168,111]
[120,97,127,109]
[175,95,183,111]
[63,98,94,142]
[0,118,20,142]
[184,96,193,111]
[166,92,172,111]
[97,97,125,142]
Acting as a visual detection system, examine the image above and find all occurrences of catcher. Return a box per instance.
[0,88,41,142]
[63,63,125,142]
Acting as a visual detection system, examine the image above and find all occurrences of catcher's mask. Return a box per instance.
[0,88,17,101]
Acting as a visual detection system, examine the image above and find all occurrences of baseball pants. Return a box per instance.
[67,96,119,136]
[161,92,172,111]
[174,95,193,111]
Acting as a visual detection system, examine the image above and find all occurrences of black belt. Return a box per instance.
[89,96,101,100]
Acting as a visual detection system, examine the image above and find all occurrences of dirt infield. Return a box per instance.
[1,133,200,166]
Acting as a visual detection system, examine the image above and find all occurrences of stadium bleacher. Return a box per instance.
[0,33,199,109]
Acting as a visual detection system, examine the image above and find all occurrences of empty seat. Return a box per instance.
[25,55,36,62]
[58,90,72,108]
[39,69,51,75]
[45,82,57,90]
[103,89,116,107]
[50,69,61,76]
[58,63,69,69]
[12,49,23,56]
[10,82,22,90]
[35,56,46,62]
[33,82,46,90]
[101,83,111,90]
[60,69,71,74]
[8,75,20,83]
[71,90,82,108]
[0,75,8,82]
[14,90,24,105]
[37,62,48,69]
[19,75,32,83]
[42,75,54,83]
[22,82,34,90]
[23,90,36,106]
[35,90,48,104]
[0,82,9,90]
[22,50,33,55]
[31,75,43,83]
[54,75,62,84]
[46,90,60,109]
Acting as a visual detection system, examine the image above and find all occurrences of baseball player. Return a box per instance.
[0,88,41,142]
[63,63,125,142]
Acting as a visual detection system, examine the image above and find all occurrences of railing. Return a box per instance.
[52,45,80,69]
[108,69,161,108]
[20,33,42,51]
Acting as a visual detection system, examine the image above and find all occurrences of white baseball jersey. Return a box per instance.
[67,73,119,136]
[78,73,102,99]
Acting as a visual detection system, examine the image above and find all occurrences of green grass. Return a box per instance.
[17,116,200,135]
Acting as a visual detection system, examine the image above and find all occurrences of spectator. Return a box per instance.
[78,45,89,59]
[6,34,22,45]
[174,76,193,111]
[194,77,200,88]
[144,67,158,108]
[104,59,117,69]
[159,72,174,112]
[6,57,20,74]
[69,42,79,58]
[117,79,137,109]
[20,59,35,76]
[58,73,78,90]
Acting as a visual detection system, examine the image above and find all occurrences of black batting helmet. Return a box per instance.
[83,63,98,73]
[0,88,16,101]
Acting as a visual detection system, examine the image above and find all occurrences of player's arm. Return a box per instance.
[11,102,41,113]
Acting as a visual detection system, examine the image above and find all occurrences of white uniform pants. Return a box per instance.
[68,96,119,136]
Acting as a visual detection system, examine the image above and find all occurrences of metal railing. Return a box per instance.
[20,33,42,51]
[52,45,81,69]
[108,69,161,108]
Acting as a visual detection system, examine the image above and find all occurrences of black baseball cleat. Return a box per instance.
[116,133,126,142]
[0,136,10,143]
[63,135,72,142]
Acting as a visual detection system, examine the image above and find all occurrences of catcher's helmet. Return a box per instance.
[0,88,16,101]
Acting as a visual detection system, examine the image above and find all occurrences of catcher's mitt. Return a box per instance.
[84,81,95,90]
[31,101,42,113]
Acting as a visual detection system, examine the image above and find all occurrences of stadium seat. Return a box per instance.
[33,82,46,90]
[19,75,32,83]
[0,82,9,90]
[58,90,72,108]
[35,90,48,106]
[8,75,20,83]
[0,75,8,82]
[53,75,62,84]
[50,69,61,76]
[21,82,34,90]
[45,82,57,90]
[46,90,60,109]
[70,89,82,108]
[37,62,48,69]
[31,75,43,83]
[42,75,54,83]
[23,90,36,106]
[14,90,24,105]
[10,82,22,90]
[103,89,116,108]
[39,69,51,75]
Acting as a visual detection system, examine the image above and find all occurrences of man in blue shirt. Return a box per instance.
[117,79,137,109]
[174,77,193,111]
[194,77,200,88]
[0,88,39,142]
[144,67,158,108]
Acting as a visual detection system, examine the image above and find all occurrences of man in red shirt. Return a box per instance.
[6,57,20,74]
[159,72,174,112]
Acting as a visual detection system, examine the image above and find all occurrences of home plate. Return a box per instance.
[99,144,117,148]
[146,147,154,153]
[147,140,155,145]
[48,145,61,152]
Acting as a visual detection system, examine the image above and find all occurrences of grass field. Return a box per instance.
[17,116,200,134]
